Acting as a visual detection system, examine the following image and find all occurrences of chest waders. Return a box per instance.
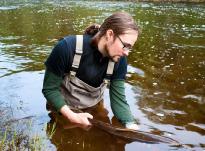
[60,35,115,109]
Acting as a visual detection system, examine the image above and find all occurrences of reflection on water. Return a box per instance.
[0,0,204,150]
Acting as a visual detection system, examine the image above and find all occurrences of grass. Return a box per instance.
[0,120,56,151]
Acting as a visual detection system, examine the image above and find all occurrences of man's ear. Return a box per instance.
[106,29,114,41]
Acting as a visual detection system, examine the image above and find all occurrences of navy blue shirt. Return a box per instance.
[45,35,127,88]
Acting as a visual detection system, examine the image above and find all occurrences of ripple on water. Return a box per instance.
[0,36,23,41]
[127,65,145,77]
[182,94,204,104]
[0,6,19,10]
[0,43,23,49]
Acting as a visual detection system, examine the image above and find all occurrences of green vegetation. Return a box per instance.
[0,121,56,151]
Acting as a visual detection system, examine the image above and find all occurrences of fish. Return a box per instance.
[72,108,180,145]
[89,118,180,145]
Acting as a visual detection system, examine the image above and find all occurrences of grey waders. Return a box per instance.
[60,35,115,109]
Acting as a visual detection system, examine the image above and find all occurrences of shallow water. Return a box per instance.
[0,0,204,150]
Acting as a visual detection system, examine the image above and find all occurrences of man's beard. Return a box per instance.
[105,44,120,62]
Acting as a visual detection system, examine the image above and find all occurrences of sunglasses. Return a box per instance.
[116,35,132,52]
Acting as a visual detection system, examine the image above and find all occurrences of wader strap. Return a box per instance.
[105,60,115,83]
[106,60,115,75]
[71,35,83,76]
[69,35,114,81]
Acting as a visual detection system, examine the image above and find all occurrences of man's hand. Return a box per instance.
[125,122,140,130]
[60,105,93,129]
[70,112,93,127]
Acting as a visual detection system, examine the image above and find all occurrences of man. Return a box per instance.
[42,12,139,130]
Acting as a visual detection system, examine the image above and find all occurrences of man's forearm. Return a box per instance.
[109,79,134,125]
[42,69,66,111]
[42,69,93,127]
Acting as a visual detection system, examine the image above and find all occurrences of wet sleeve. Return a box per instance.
[42,69,66,111]
[109,79,134,125]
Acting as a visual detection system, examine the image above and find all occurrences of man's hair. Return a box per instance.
[85,12,139,38]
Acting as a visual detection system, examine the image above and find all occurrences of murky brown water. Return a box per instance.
[0,1,204,150]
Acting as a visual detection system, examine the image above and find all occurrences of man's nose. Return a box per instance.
[122,50,129,56]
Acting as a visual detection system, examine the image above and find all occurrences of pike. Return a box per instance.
[73,108,180,145]
[89,118,180,145]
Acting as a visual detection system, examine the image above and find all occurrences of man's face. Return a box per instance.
[106,29,138,62]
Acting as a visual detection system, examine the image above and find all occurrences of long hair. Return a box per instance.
[84,12,139,46]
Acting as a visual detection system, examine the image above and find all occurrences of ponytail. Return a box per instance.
[84,24,100,36]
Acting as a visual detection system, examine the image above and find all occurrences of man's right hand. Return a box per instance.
[60,105,93,129]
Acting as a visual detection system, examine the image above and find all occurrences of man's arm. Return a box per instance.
[42,69,93,128]
[42,69,66,111]
[109,79,139,130]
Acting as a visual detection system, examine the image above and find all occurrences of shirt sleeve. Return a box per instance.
[42,68,66,111]
[109,79,134,125]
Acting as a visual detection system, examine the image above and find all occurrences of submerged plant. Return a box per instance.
[47,122,56,139]
[0,120,57,151]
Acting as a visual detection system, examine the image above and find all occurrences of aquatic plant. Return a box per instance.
[0,118,56,151]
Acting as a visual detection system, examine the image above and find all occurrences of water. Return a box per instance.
[0,0,204,150]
